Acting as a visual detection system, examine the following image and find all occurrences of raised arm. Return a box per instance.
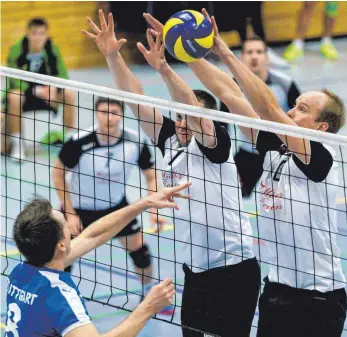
[82,9,163,143]
[143,12,258,143]
[137,29,216,147]
[203,10,311,162]
[66,182,190,267]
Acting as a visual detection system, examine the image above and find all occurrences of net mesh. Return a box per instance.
[1,67,347,336]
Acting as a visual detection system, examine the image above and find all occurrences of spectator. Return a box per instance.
[284,1,339,62]
[213,2,289,69]
[3,17,75,161]
[221,36,301,196]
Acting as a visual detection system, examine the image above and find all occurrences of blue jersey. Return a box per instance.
[5,262,91,337]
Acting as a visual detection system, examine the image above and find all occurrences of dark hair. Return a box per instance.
[13,198,64,266]
[95,97,124,112]
[316,89,346,134]
[242,36,267,53]
[27,18,48,29]
[193,90,218,110]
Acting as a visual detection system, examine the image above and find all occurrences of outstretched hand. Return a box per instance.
[201,8,229,57]
[81,9,127,57]
[146,182,191,210]
[143,13,164,35]
[137,30,167,72]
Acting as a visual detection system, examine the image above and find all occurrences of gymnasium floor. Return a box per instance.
[1,39,347,336]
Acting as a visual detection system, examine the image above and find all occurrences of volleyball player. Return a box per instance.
[5,184,189,336]
[52,96,174,313]
[221,36,301,197]
[83,10,260,337]
[181,10,346,337]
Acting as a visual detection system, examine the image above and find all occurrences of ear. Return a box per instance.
[318,122,329,132]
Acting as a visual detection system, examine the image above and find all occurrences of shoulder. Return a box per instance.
[8,39,24,57]
[123,127,142,143]
[269,69,294,90]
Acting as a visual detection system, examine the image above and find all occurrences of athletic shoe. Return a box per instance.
[40,130,66,145]
[320,42,339,60]
[158,304,175,316]
[267,47,290,69]
[283,43,304,62]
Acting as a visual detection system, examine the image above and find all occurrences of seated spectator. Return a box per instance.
[284,1,339,62]
[2,17,75,161]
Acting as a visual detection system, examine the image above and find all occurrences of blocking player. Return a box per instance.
[5,184,189,336]
[83,10,260,337]
[174,9,346,337]
[52,96,173,313]
[221,36,301,197]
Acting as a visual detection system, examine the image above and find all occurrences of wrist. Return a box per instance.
[158,62,171,76]
[106,50,122,61]
[218,47,234,61]
[137,298,156,317]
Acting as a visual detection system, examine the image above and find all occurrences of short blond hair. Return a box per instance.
[316,89,346,134]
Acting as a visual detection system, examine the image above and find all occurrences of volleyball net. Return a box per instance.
[1,66,347,335]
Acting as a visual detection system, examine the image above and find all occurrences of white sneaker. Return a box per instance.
[267,47,290,69]
[10,142,26,162]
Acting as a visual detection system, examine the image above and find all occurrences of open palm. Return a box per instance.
[82,9,127,57]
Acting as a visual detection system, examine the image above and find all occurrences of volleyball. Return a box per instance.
[163,10,214,63]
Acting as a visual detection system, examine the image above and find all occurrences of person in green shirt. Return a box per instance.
[3,17,75,161]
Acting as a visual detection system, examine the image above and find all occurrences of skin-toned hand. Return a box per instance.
[81,9,127,57]
[137,30,167,72]
[143,277,175,313]
[145,182,191,211]
[66,213,83,237]
[201,8,230,57]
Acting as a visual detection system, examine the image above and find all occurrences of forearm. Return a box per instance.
[52,167,75,215]
[80,198,148,244]
[219,50,283,120]
[106,52,143,95]
[189,59,243,100]
[106,51,163,142]
[102,302,153,337]
[145,168,158,195]
[159,63,198,106]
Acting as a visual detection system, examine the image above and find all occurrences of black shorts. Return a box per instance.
[181,257,261,337]
[22,87,58,114]
[257,277,347,337]
[2,87,59,115]
[74,197,140,238]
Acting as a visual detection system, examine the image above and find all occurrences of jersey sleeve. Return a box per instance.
[52,43,69,79]
[138,141,155,170]
[156,116,176,156]
[48,287,91,336]
[58,138,82,169]
[292,141,334,182]
[256,131,283,155]
[195,121,231,164]
[6,40,26,91]
[287,81,301,109]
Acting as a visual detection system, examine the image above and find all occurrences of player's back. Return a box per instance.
[5,262,91,337]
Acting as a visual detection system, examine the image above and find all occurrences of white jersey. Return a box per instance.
[256,131,346,292]
[58,126,154,210]
[157,117,254,272]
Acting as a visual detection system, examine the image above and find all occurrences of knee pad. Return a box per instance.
[325,2,338,18]
[129,244,152,269]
